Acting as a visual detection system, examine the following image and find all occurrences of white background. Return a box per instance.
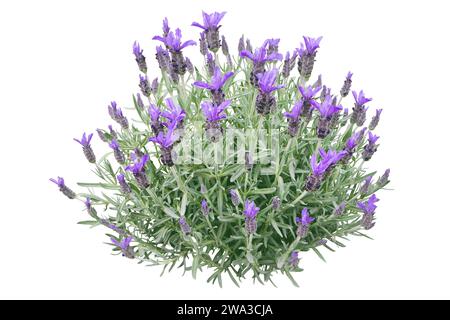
[1,0,449,299]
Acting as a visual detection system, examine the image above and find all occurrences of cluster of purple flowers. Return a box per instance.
[306,148,347,191]
[51,11,389,271]
[74,133,95,163]
[243,200,260,234]
[296,208,315,239]
[147,98,186,166]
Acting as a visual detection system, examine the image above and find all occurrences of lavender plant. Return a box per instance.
[51,11,391,287]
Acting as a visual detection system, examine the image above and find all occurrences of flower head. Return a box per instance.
[312,95,342,118]
[161,98,186,126]
[125,154,149,174]
[111,236,132,251]
[50,176,65,188]
[240,45,283,64]
[162,17,170,36]
[368,131,380,145]
[192,11,226,30]
[201,199,209,216]
[357,194,379,215]
[153,28,196,52]
[201,100,231,122]
[257,69,284,93]
[74,133,93,147]
[193,67,234,91]
[132,41,143,58]
[346,128,367,150]
[352,90,372,106]
[243,200,260,220]
[108,139,120,150]
[148,126,178,149]
[298,85,322,102]
[148,104,161,123]
[310,148,346,176]
[296,207,315,226]
[283,100,303,120]
[296,36,323,57]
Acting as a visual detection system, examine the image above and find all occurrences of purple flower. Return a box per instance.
[340,71,353,97]
[318,148,347,168]
[312,95,342,118]
[378,169,390,186]
[272,196,281,210]
[201,199,209,216]
[306,149,346,191]
[155,45,170,71]
[263,38,280,54]
[283,100,303,120]
[162,17,170,36]
[117,173,131,194]
[148,126,178,166]
[238,35,245,53]
[161,98,186,128]
[243,200,260,219]
[362,131,379,161]
[179,217,192,235]
[108,101,129,129]
[352,90,372,106]
[312,95,343,138]
[109,139,125,165]
[360,175,373,194]
[257,69,284,94]
[199,32,208,56]
[125,154,150,188]
[201,100,231,122]
[96,129,108,142]
[194,67,234,91]
[357,194,379,215]
[111,236,134,259]
[153,28,196,53]
[368,131,380,145]
[74,133,96,163]
[357,194,380,230]
[281,51,298,78]
[243,200,260,234]
[297,36,323,56]
[296,207,315,226]
[283,100,303,137]
[192,11,226,31]
[288,251,300,267]
[230,189,240,206]
[139,74,151,97]
[74,132,93,147]
[50,176,76,199]
[296,208,314,238]
[240,45,283,64]
[192,11,226,52]
[148,104,161,122]
[346,128,366,151]
[185,57,194,74]
[136,93,144,109]
[148,127,178,149]
[255,69,284,115]
[132,41,147,73]
[108,125,118,140]
[296,36,323,80]
[369,109,383,130]
[299,85,322,103]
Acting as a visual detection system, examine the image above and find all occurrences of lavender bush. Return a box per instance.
[51,11,390,286]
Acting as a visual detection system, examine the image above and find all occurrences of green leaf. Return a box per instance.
[249,187,276,195]
[163,206,179,219]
